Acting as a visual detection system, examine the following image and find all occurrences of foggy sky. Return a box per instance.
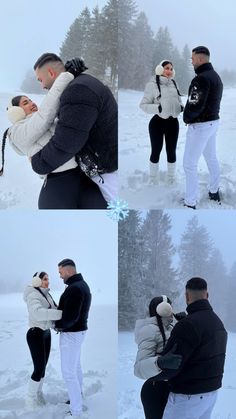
[135,0,235,72]
[168,210,236,270]
[0,211,117,304]
[0,0,107,91]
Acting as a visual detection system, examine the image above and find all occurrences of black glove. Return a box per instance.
[64,57,88,77]
[173,311,187,321]
[156,343,182,370]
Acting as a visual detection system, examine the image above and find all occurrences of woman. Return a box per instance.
[23,271,62,408]
[140,60,183,185]
[1,61,107,209]
[134,295,173,419]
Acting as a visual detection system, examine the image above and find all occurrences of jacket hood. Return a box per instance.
[23,285,50,302]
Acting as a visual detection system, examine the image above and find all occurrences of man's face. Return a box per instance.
[58,265,70,282]
[35,65,56,90]
[191,52,202,70]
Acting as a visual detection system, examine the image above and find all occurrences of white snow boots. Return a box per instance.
[149,161,159,184]
[25,378,46,409]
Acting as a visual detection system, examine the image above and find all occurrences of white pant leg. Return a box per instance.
[183,122,218,206]
[60,331,86,416]
[91,171,118,202]
[163,391,218,419]
[202,120,220,193]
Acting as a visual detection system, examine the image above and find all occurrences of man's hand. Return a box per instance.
[156,343,182,370]
[65,57,88,77]
[174,311,187,321]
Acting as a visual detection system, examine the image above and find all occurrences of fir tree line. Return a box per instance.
[21,0,117,95]
[118,0,236,93]
[118,0,192,93]
[118,210,235,333]
[59,0,117,94]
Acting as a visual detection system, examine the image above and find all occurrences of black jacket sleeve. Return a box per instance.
[31,84,99,175]
[183,76,210,124]
[155,318,200,380]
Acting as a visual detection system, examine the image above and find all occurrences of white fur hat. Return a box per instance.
[6,102,26,124]
[156,295,173,317]
[155,60,175,77]
[32,272,43,287]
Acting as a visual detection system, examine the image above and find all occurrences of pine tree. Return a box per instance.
[60,7,91,64]
[129,12,154,90]
[118,0,137,88]
[207,248,228,322]
[88,6,106,80]
[102,0,118,92]
[118,210,142,330]
[178,216,214,304]
[137,210,178,319]
[225,262,236,332]
[152,27,174,72]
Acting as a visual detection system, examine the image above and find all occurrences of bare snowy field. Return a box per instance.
[119,88,236,209]
[119,331,236,419]
[0,293,117,419]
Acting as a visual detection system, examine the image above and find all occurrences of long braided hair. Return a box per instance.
[0,129,8,176]
[149,296,172,347]
[0,95,24,176]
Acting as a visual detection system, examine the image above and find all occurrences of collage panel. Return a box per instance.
[0,210,118,419]
[0,0,117,210]
[118,209,235,419]
[0,0,235,418]
[119,0,235,210]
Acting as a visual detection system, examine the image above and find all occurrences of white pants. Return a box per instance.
[60,331,86,416]
[183,120,220,206]
[91,170,118,202]
[163,390,218,419]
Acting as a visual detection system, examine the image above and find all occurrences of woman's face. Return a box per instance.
[162,64,174,78]
[41,274,49,288]
[19,96,38,115]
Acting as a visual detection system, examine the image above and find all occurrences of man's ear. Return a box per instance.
[48,67,56,78]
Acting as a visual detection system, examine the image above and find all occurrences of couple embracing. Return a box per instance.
[23,258,90,419]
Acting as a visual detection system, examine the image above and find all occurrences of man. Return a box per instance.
[55,258,92,419]
[156,277,227,419]
[183,46,223,209]
[31,53,118,208]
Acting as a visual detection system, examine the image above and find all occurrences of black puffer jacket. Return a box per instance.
[31,73,118,176]
[183,63,223,124]
[55,273,91,332]
[157,299,227,394]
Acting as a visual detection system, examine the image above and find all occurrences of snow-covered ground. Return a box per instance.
[119,88,236,209]
[0,92,45,209]
[0,293,117,419]
[119,331,236,419]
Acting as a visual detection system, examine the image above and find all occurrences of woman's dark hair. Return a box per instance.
[149,296,172,346]
[0,129,8,176]
[33,271,47,279]
[11,96,23,107]
[155,75,182,100]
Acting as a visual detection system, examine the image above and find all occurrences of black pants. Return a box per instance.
[26,328,51,382]
[141,378,170,419]
[149,115,179,163]
[38,167,107,209]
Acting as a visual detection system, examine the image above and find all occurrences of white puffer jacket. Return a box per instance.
[23,286,62,330]
[134,315,173,379]
[140,76,183,119]
[8,72,78,173]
